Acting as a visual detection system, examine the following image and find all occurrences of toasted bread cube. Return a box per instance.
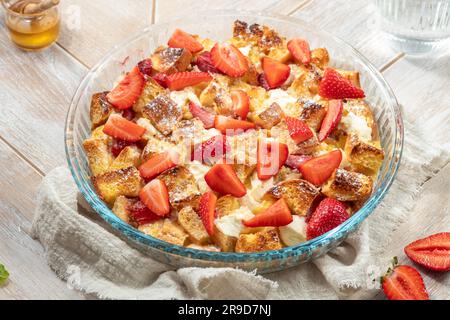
[254,102,284,129]
[158,219,189,246]
[275,166,301,183]
[151,47,192,74]
[178,206,210,244]
[199,80,233,115]
[83,138,113,176]
[322,169,373,201]
[139,220,164,237]
[90,92,113,129]
[344,134,384,174]
[239,63,259,85]
[198,37,215,52]
[212,226,237,252]
[266,179,319,216]
[310,48,329,69]
[91,125,110,140]
[235,229,282,252]
[112,196,136,223]
[268,46,291,63]
[299,100,327,132]
[158,166,201,209]
[133,78,166,113]
[109,146,141,171]
[141,135,175,162]
[216,195,240,218]
[344,100,376,135]
[337,69,360,88]
[92,166,143,204]
[232,164,256,186]
[288,65,321,98]
[143,95,182,135]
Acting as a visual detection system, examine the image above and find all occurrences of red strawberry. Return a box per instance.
[103,114,146,142]
[198,192,217,236]
[166,72,212,91]
[299,150,342,186]
[106,67,145,110]
[195,52,222,74]
[211,42,249,77]
[128,200,162,225]
[139,179,170,216]
[257,139,289,180]
[382,264,429,300]
[138,150,179,179]
[318,99,343,142]
[168,28,203,53]
[306,197,348,240]
[258,73,271,91]
[191,135,229,164]
[261,57,290,89]
[189,101,215,129]
[287,38,311,65]
[318,68,365,99]
[137,58,153,76]
[243,198,293,228]
[404,232,450,272]
[152,73,168,88]
[111,139,134,157]
[214,115,256,134]
[121,108,136,121]
[285,116,314,144]
[284,154,313,170]
[230,90,250,119]
[204,163,246,198]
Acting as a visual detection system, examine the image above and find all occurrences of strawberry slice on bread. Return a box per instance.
[106,67,145,110]
[198,191,217,236]
[285,116,314,144]
[306,197,348,240]
[166,72,212,91]
[287,38,311,65]
[168,28,204,53]
[138,150,179,180]
[404,232,450,272]
[128,200,162,225]
[211,43,249,77]
[103,114,146,142]
[214,115,256,134]
[231,90,250,119]
[257,139,289,180]
[299,149,342,186]
[318,99,343,142]
[204,163,246,197]
[261,57,290,89]
[189,101,215,129]
[382,264,429,300]
[139,179,170,216]
[318,68,365,99]
[244,198,293,228]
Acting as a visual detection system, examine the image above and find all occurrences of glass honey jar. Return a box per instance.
[2,0,60,51]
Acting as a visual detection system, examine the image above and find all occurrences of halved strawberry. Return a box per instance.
[214,115,256,134]
[284,154,313,170]
[230,90,250,119]
[211,43,249,77]
[111,139,135,157]
[404,232,450,272]
[168,28,204,53]
[285,116,314,144]
[382,264,429,300]
[318,68,365,99]
[128,200,162,225]
[198,191,217,236]
[306,197,348,240]
[257,139,289,180]
[299,150,342,186]
[204,163,246,198]
[166,72,212,91]
[318,99,343,142]
[103,114,146,142]
[261,57,290,89]
[287,38,311,65]
[191,135,229,164]
[106,67,145,110]
[195,51,222,74]
[137,58,153,77]
[152,73,168,88]
[258,73,271,91]
[243,198,293,228]
[189,101,215,129]
[138,150,180,179]
[139,179,170,216]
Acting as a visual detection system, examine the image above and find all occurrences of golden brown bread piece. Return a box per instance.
[266,179,319,216]
[254,102,284,129]
[139,220,164,237]
[199,79,233,115]
[337,69,361,88]
[274,166,301,183]
[298,99,327,132]
[143,94,182,135]
[151,47,192,74]
[322,169,373,201]
[178,206,210,244]
[232,20,284,55]
[91,166,143,204]
[133,78,166,113]
[288,65,322,98]
[212,226,237,252]
[344,134,384,175]
[139,218,189,246]
[216,195,240,218]
[90,92,113,129]
[310,48,329,69]
[141,134,175,162]
[232,164,256,186]
[235,229,283,253]
[112,196,136,224]
[83,138,112,176]
[344,100,376,137]
[109,146,141,171]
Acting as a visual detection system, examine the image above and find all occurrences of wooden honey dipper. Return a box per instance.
[10,0,59,14]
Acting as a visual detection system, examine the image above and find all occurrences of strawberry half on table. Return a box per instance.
[287,38,311,65]
[261,57,290,89]
[257,139,289,180]
[198,191,217,236]
[103,114,146,142]
[106,66,145,110]
[211,42,249,77]
[166,71,212,91]
[381,264,429,300]
[138,150,180,180]
[318,68,365,99]
[404,232,450,272]
[204,163,246,197]
[244,198,293,228]
[306,197,349,240]
[318,99,343,142]
[298,149,342,186]
[285,116,314,144]
[168,28,204,53]
[139,179,170,216]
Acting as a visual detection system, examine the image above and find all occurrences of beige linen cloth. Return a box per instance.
[32,119,448,300]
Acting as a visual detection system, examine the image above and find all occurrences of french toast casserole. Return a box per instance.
[83,21,384,253]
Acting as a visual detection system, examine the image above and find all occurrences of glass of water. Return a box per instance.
[374,0,450,54]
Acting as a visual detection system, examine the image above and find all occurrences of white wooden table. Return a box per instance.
[0,0,448,299]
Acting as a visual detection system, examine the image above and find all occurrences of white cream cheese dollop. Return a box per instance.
[279,215,307,246]
[186,161,211,193]
[214,207,254,238]
[238,45,252,57]
[340,111,372,142]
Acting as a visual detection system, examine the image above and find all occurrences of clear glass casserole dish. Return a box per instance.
[65,11,403,274]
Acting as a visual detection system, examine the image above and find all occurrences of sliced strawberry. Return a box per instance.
[318,99,343,142]
[121,108,136,121]
[152,73,168,88]
[299,150,342,186]
[261,57,290,89]
[287,38,311,65]
[191,135,229,164]
[111,139,134,157]
[106,67,145,110]
[318,68,365,99]
[189,101,215,129]
[168,28,203,53]
[128,200,162,225]
[137,58,153,77]
[230,90,250,119]
[198,192,217,236]
[204,163,246,198]
[103,114,146,142]
[138,150,180,180]
[244,198,293,228]
[285,154,313,170]
[404,232,450,272]
[139,179,170,216]
[211,42,249,77]
[306,197,348,240]
[382,264,429,300]
[285,116,314,144]
[166,72,212,91]
[195,51,222,74]
[258,73,271,91]
[214,115,256,134]
[257,139,289,180]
